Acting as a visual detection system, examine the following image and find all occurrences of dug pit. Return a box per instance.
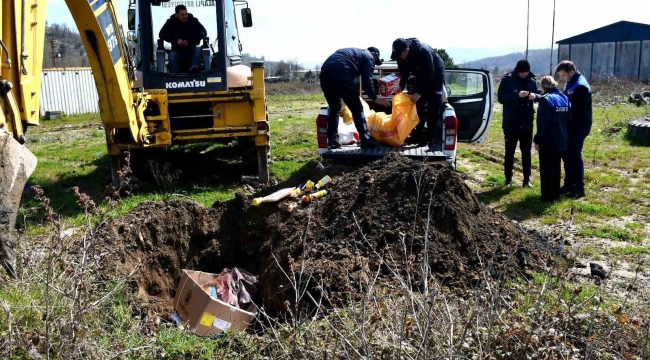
[96,153,557,318]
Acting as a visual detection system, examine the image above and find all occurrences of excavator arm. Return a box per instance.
[1,0,145,275]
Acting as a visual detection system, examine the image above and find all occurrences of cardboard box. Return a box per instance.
[173,269,257,336]
[379,73,401,97]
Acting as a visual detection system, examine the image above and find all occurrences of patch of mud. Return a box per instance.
[97,154,558,317]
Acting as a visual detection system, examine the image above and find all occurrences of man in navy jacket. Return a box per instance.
[319,47,390,149]
[391,38,446,149]
[497,60,541,187]
[555,60,592,199]
[534,76,570,202]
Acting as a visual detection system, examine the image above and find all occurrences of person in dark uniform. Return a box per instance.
[555,60,592,199]
[319,47,391,149]
[534,76,570,202]
[497,60,541,187]
[390,38,446,149]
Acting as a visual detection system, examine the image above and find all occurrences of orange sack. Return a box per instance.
[366,93,420,146]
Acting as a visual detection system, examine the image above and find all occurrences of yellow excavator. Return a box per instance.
[0,0,269,274]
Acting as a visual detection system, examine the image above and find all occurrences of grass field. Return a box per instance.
[2,80,650,358]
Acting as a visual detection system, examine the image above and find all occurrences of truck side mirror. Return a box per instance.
[128,9,136,31]
[241,8,252,28]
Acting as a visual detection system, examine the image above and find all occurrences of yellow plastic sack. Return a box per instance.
[366,93,420,146]
[341,97,371,125]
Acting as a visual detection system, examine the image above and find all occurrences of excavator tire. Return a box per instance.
[0,132,37,277]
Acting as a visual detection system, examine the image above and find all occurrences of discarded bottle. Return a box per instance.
[300,180,315,191]
[252,187,299,206]
[301,190,328,203]
[314,175,331,190]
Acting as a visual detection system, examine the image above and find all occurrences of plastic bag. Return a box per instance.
[341,96,371,125]
[366,93,420,146]
[338,118,359,145]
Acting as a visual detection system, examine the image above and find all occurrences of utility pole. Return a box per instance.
[550,0,556,75]
[526,0,530,60]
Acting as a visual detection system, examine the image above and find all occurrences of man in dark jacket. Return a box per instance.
[159,5,207,74]
[497,60,541,187]
[319,47,390,149]
[555,60,592,199]
[391,38,446,149]
[534,76,570,202]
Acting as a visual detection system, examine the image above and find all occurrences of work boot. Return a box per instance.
[523,177,533,188]
[559,184,573,194]
[360,137,381,149]
[505,178,512,187]
[327,135,341,150]
[568,189,585,199]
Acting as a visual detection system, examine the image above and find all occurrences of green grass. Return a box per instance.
[610,246,650,256]
[577,226,642,242]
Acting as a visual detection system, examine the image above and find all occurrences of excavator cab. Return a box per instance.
[114,0,269,183]
[127,0,252,92]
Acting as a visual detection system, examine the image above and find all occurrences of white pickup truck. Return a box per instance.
[316,61,495,169]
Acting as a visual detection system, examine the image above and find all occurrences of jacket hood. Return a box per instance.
[409,38,423,53]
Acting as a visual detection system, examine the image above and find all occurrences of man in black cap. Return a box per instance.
[497,59,541,187]
[319,47,391,149]
[390,37,446,149]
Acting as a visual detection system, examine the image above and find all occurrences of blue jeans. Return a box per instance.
[168,46,201,73]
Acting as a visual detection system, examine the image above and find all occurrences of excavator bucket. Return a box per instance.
[0,132,37,276]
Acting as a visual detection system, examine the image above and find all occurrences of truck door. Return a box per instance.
[445,69,494,144]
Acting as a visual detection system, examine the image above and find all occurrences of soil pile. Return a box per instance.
[97,154,555,317]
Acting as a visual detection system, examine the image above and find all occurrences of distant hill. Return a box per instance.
[43,22,88,68]
[459,48,559,77]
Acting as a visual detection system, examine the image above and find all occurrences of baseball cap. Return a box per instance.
[390,38,409,60]
[367,46,383,65]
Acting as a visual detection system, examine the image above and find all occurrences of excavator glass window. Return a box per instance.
[146,1,242,74]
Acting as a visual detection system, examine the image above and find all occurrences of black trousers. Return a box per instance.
[413,92,443,144]
[561,135,586,192]
[504,128,533,182]
[320,73,371,141]
[539,150,562,201]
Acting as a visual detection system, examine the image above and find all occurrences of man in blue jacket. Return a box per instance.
[319,47,391,149]
[534,76,570,202]
[555,60,592,199]
[391,38,446,149]
[497,60,541,187]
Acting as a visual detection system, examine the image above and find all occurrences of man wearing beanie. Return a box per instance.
[497,59,541,187]
[390,37,446,149]
[319,47,391,149]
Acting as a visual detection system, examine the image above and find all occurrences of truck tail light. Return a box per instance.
[443,107,458,150]
[316,111,328,149]
[257,121,269,134]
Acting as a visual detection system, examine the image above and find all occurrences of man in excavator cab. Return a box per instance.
[158,4,207,74]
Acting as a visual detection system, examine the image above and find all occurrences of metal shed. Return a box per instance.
[556,21,650,81]
[40,68,100,115]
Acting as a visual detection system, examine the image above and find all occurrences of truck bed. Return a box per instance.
[320,144,447,162]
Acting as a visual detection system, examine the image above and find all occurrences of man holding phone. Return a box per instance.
[497,60,541,187]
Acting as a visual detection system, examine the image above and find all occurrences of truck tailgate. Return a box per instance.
[320,144,447,161]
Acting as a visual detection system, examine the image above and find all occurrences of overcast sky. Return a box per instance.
[46,0,650,67]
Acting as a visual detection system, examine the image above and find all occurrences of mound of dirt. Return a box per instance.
[97,154,556,317]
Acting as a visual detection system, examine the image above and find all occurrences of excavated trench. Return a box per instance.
[95,154,558,319]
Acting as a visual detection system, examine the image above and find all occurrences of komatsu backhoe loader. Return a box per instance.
[0,0,269,275]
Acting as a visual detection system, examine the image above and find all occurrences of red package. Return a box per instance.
[379,73,401,97]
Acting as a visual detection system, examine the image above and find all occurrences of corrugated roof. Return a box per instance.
[556,21,650,44]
